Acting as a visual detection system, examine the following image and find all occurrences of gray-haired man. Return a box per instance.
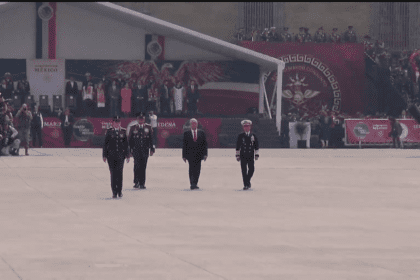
[182,118,208,190]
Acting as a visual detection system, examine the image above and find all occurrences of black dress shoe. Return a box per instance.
[112,194,117,199]
[133,183,139,188]
[140,185,146,189]
[248,183,251,189]
[191,186,199,190]
[118,193,123,197]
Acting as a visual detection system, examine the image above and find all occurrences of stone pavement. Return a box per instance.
[0,148,419,280]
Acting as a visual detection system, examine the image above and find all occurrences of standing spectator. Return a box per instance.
[82,72,93,90]
[0,80,10,101]
[147,86,159,114]
[173,80,186,116]
[389,117,403,148]
[108,80,120,118]
[160,80,172,116]
[14,81,29,106]
[65,76,79,113]
[182,118,208,190]
[148,110,158,147]
[116,74,126,89]
[95,81,106,117]
[21,76,30,93]
[132,80,148,116]
[120,83,132,118]
[4,72,14,100]
[31,105,43,148]
[319,114,332,148]
[187,80,200,116]
[15,103,32,156]
[59,108,75,147]
[82,82,95,117]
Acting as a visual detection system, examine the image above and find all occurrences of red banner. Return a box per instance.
[345,118,420,143]
[239,42,366,117]
[42,117,222,148]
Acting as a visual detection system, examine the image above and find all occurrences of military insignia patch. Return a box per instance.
[144,128,149,133]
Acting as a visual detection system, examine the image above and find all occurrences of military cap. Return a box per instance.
[241,120,252,126]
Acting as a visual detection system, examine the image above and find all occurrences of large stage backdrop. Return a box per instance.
[240,42,366,118]
[42,117,222,148]
[65,60,260,115]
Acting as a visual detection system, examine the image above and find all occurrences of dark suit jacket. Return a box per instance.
[59,113,75,130]
[132,85,148,102]
[65,81,79,95]
[182,129,208,160]
[108,86,121,101]
[186,86,200,102]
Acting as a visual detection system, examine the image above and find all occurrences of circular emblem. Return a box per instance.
[73,119,94,142]
[400,122,408,139]
[51,129,59,139]
[161,130,169,139]
[144,128,149,134]
[353,123,370,139]
[38,4,54,21]
[147,40,162,58]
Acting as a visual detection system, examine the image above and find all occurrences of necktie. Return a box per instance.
[193,130,197,141]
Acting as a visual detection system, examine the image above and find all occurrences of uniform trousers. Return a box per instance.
[133,154,148,185]
[107,155,125,196]
[187,157,202,186]
[240,157,255,186]
[62,126,73,146]
[31,125,43,147]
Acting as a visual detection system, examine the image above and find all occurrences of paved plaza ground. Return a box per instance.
[0,148,419,280]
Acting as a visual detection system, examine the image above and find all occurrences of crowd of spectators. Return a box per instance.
[235,26,358,43]
[279,108,413,149]
[64,73,201,119]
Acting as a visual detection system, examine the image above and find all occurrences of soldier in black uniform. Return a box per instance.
[236,120,259,190]
[128,112,155,189]
[103,116,130,198]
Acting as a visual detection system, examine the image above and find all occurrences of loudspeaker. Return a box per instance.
[12,95,21,109]
[408,104,420,124]
[53,95,62,112]
[24,95,35,106]
[66,94,77,109]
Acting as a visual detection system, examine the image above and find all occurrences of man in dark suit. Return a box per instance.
[160,80,172,116]
[132,80,148,116]
[65,76,79,112]
[236,120,259,190]
[58,108,75,147]
[108,80,120,118]
[128,112,155,189]
[103,115,130,198]
[182,118,208,190]
[186,80,200,116]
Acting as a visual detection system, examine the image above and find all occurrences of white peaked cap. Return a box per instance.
[241,120,252,126]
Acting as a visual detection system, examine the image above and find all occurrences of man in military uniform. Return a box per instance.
[103,116,130,199]
[128,112,155,189]
[236,120,259,190]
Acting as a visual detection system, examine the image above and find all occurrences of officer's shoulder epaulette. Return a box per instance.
[121,128,126,131]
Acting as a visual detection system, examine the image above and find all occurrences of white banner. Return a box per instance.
[289,122,311,148]
[27,59,65,108]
